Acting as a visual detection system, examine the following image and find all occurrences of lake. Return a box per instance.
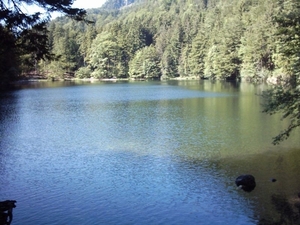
[0,80,300,225]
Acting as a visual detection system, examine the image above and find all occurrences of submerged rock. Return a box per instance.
[235,174,256,192]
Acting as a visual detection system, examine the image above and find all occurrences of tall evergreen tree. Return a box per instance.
[239,0,276,80]
[189,30,207,77]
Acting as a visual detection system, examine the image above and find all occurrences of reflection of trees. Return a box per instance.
[0,93,18,182]
[256,194,300,225]
[220,148,300,225]
[0,93,17,123]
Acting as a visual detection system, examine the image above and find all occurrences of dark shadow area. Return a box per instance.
[256,194,300,225]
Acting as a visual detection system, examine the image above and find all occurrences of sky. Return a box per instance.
[51,0,107,17]
[22,0,107,19]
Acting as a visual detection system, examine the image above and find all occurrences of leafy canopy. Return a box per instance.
[262,0,300,144]
[0,0,87,82]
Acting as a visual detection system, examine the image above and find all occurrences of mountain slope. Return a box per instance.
[44,0,298,83]
[101,0,137,10]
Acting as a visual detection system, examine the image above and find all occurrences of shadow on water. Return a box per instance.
[0,94,17,225]
[0,92,19,174]
[258,194,300,225]
[188,150,300,224]
[208,146,300,225]
[0,92,17,121]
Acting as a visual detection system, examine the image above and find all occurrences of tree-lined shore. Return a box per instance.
[1,0,299,83]
[36,0,300,83]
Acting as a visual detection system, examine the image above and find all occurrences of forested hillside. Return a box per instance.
[29,0,300,81]
[101,0,137,10]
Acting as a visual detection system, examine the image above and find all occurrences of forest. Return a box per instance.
[5,0,298,82]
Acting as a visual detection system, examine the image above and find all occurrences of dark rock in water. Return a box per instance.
[235,174,256,192]
[271,178,277,182]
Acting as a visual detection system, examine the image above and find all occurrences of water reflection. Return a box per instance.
[261,194,300,225]
[216,146,300,225]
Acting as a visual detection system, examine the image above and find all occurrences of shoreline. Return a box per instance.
[14,76,202,83]
[13,74,284,85]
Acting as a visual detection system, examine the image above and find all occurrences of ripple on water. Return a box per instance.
[1,81,300,225]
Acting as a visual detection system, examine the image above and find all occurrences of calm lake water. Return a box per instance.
[1,80,300,225]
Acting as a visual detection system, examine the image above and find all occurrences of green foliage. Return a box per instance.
[40,19,84,79]
[239,0,276,80]
[35,0,283,81]
[129,45,161,79]
[189,31,207,77]
[262,0,300,144]
[0,0,88,85]
[102,0,136,10]
[262,84,300,145]
[7,0,300,85]
[160,24,183,77]
[272,0,300,78]
[76,67,92,78]
[87,32,125,78]
[204,44,219,79]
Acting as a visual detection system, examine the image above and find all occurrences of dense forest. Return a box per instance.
[23,0,296,82]
[1,0,299,82]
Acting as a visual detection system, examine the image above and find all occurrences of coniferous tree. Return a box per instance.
[189,30,207,78]
[239,0,276,80]
[35,0,299,85]
[0,0,88,85]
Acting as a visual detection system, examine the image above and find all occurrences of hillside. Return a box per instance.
[39,0,299,81]
[101,0,137,10]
